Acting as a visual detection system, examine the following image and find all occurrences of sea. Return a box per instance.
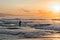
[0,18,60,40]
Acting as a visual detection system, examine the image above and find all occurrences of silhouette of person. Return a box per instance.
[19,21,21,26]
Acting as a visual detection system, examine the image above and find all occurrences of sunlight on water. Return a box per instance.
[54,38,60,40]
[44,34,60,37]
[16,38,60,40]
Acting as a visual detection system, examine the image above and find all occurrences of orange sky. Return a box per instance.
[0,0,60,19]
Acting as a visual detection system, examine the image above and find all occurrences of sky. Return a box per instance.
[0,0,60,18]
[0,0,47,9]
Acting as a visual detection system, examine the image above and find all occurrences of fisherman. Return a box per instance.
[19,21,21,26]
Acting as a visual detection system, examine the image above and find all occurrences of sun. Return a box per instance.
[51,3,60,12]
[48,2,60,13]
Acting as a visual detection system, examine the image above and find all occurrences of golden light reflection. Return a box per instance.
[54,38,60,40]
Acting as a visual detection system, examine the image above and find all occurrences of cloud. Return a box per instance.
[0,13,15,17]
